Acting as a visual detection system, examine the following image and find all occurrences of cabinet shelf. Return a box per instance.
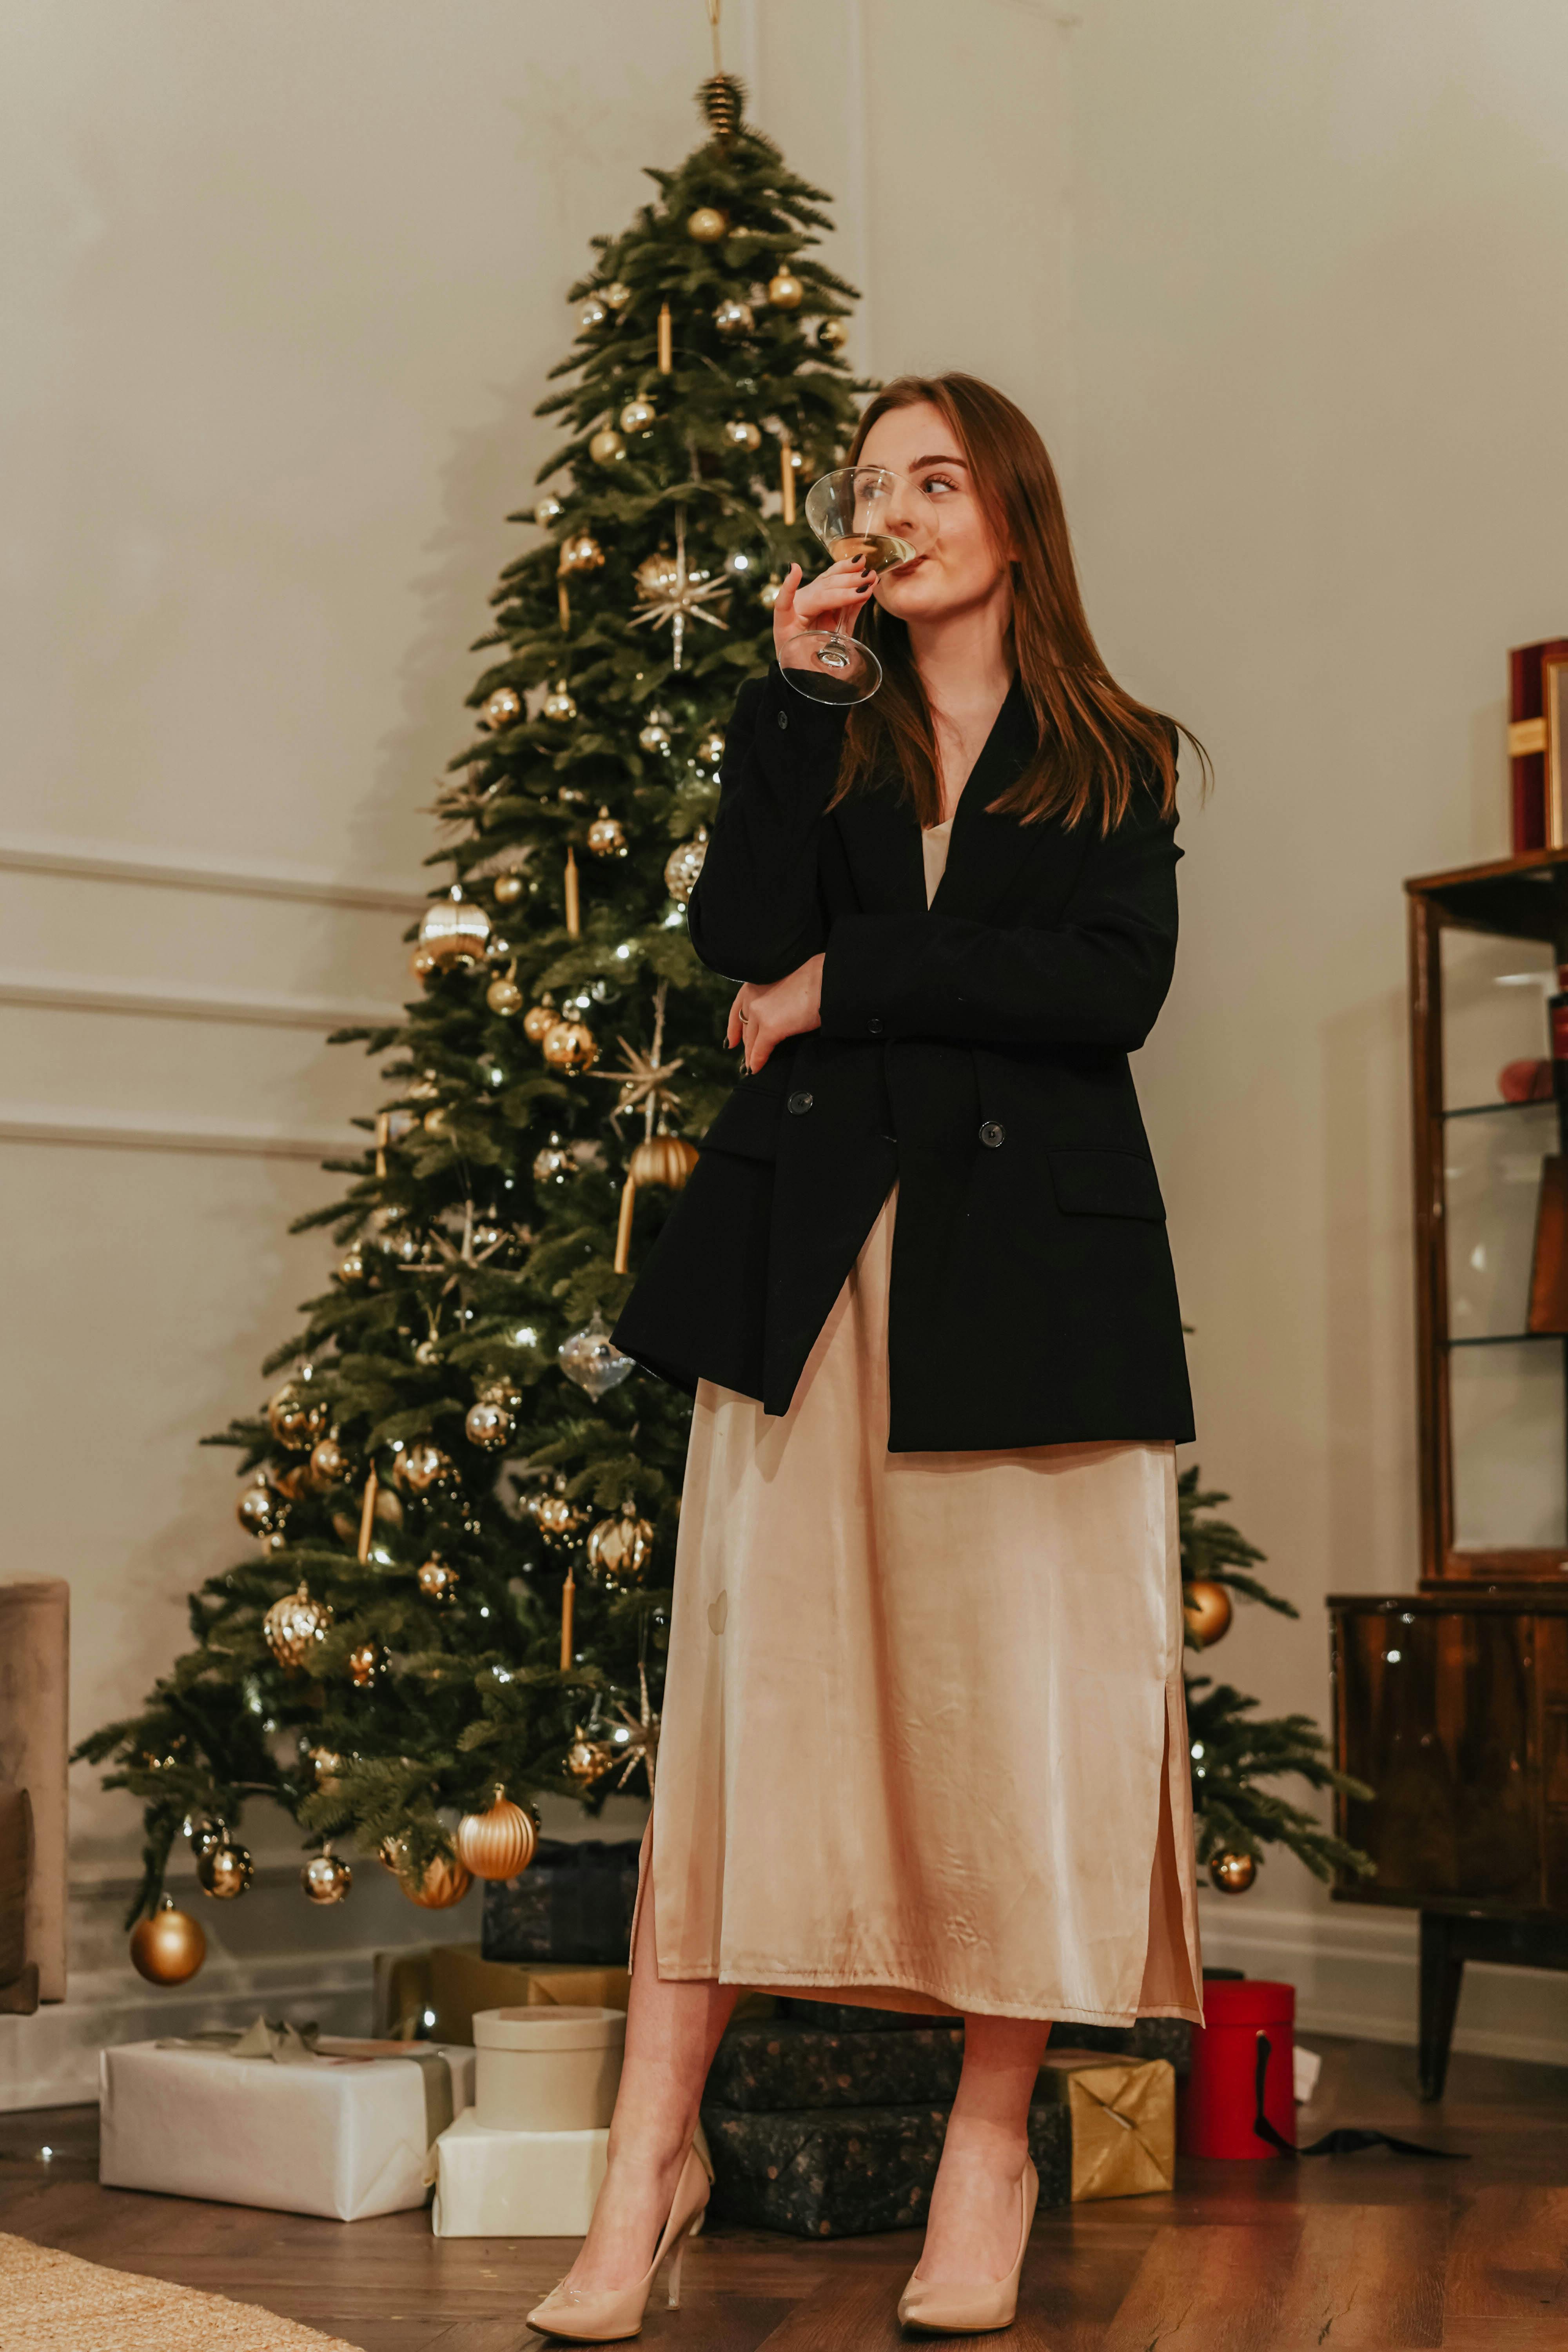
[1447,1330,1566,1348]
[1444,1096,1557,1121]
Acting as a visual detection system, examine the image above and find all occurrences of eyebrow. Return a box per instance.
[909,454,968,470]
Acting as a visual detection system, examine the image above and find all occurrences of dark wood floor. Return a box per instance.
[3,2036,1566,2350]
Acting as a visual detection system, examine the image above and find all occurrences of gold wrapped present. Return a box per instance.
[376,1944,772,2044]
[1034,2049,1175,2201]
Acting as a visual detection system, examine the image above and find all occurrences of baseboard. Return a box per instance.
[1196,1895,1568,2068]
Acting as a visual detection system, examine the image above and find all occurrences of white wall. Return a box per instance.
[5,0,1565,2104]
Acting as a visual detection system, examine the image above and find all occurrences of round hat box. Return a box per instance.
[473,2005,627,2133]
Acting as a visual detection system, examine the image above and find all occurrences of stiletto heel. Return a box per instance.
[897,2160,1039,2335]
[525,2141,710,2343]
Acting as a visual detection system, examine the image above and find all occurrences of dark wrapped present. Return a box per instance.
[480,1838,642,1965]
[774,1997,955,2033]
[1066,2017,1192,2078]
[699,2098,1072,2239]
[706,2018,964,2113]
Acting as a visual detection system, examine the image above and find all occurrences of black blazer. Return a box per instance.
[611,662,1196,1451]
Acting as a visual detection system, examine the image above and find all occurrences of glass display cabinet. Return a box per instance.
[1329,846,1568,2096]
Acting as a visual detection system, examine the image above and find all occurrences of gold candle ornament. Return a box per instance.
[657,300,673,374]
[614,1174,637,1275]
[560,1566,575,1671]
[356,1467,378,1564]
[780,437,796,525]
[564,844,581,936]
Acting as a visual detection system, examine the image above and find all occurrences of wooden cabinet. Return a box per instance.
[1328,849,1568,2095]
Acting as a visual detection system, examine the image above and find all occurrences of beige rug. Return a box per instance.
[0,2230,361,2350]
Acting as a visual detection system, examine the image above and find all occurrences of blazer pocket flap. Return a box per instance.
[698,1080,785,1164]
[1048,1148,1166,1221]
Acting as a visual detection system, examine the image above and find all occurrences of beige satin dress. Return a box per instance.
[633,818,1203,2026]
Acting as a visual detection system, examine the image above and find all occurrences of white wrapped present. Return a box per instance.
[432,2113,610,2237]
[99,2027,474,2222]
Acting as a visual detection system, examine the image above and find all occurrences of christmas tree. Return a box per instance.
[78,74,868,1946]
[80,80,1368,1968]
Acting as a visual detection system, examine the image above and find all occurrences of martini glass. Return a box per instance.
[779,466,917,704]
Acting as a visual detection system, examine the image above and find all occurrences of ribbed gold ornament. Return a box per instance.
[455,1788,539,1881]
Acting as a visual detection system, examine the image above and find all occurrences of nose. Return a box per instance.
[878,473,922,547]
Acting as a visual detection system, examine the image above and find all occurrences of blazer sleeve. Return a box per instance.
[685,664,848,983]
[819,781,1182,1053]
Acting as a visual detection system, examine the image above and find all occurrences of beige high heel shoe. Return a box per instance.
[897,2159,1039,2335]
[525,2141,711,2343]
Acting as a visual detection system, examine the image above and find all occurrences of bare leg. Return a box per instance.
[557,1864,739,2296]
[914,2014,1051,2285]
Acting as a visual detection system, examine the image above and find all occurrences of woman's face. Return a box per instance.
[853,401,1013,630]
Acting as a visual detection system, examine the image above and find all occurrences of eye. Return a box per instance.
[921,473,960,495]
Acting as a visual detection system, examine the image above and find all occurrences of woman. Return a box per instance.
[527,373,1205,2343]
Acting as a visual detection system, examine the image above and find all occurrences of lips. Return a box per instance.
[890,555,925,577]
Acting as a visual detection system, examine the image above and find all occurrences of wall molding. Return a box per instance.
[0,970,405,1033]
[0,1107,357,1162]
[0,834,427,915]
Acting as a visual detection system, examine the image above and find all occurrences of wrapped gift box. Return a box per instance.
[375,1943,632,2043]
[481,1837,643,1963]
[1035,2049,1176,2201]
[99,2036,472,2221]
[699,2100,1071,2239]
[474,2004,625,2132]
[706,2017,964,2112]
[432,2112,610,2238]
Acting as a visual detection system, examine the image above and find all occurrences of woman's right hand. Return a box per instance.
[770,558,876,664]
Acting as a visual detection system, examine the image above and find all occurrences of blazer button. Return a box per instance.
[979,1120,1006,1148]
[788,1090,814,1114]
[868,1015,885,1036]
[777,710,789,730]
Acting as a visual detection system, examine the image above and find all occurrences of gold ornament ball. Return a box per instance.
[238,1477,283,1539]
[482,685,522,730]
[417,1557,458,1601]
[1183,1579,1234,1646]
[576,296,608,332]
[400,1440,452,1494]
[542,683,578,723]
[493,870,526,905]
[197,1839,254,1901]
[713,296,754,338]
[542,1017,599,1074]
[559,530,605,575]
[696,729,726,765]
[347,1641,380,1688]
[586,806,628,858]
[587,1501,655,1587]
[417,894,492,973]
[534,494,564,528]
[486,975,523,1017]
[638,710,673,753]
[310,1746,345,1788]
[663,826,709,906]
[724,418,762,452]
[565,1731,610,1786]
[635,549,680,599]
[409,945,439,983]
[263,1582,333,1671]
[629,1133,699,1190]
[767,269,804,309]
[465,1399,512,1451]
[301,1853,352,1906]
[588,425,626,466]
[335,1245,368,1287]
[1209,1849,1258,1896]
[309,1436,348,1488]
[522,999,557,1045]
[535,1491,586,1543]
[422,1105,452,1138]
[601,279,632,309]
[687,205,729,243]
[817,316,849,352]
[129,1898,206,1987]
[268,1382,328,1451]
[455,1789,539,1881]
[397,1850,472,1910]
[758,574,783,611]
[620,397,656,434]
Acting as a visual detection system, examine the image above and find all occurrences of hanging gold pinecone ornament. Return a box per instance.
[587,806,628,858]
[1182,1580,1234,1646]
[455,1788,539,1881]
[1208,1850,1258,1896]
[664,826,708,906]
[129,1898,206,1987]
[699,63,745,145]
[587,1500,655,1588]
[301,1852,353,1906]
[263,1584,333,1671]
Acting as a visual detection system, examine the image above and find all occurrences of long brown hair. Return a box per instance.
[829,373,1209,835]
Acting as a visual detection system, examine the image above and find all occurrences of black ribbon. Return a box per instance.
[1251,2031,1465,2161]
